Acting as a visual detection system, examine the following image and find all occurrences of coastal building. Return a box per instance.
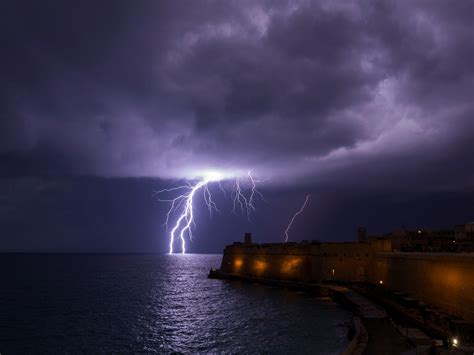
[368,222,474,253]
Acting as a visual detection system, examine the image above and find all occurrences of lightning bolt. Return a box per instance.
[231,171,266,218]
[157,171,264,254]
[284,194,311,242]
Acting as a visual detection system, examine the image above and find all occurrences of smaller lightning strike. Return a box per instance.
[284,194,311,242]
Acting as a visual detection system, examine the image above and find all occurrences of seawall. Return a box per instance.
[219,240,474,322]
[220,240,390,283]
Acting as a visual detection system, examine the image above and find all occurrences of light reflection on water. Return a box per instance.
[0,254,350,353]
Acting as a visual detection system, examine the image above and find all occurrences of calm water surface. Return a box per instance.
[1,254,350,353]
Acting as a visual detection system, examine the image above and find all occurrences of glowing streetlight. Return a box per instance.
[452,338,458,347]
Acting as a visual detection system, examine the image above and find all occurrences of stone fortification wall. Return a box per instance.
[220,239,474,321]
[220,242,316,281]
[370,253,474,322]
[220,240,388,282]
[318,243,374,282]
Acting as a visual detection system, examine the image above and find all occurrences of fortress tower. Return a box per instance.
[358,226,367,242]
[244,232,252,245]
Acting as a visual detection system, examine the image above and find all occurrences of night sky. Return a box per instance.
[1,1,473,253]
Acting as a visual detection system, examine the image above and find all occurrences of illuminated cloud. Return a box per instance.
[0,0,472,190]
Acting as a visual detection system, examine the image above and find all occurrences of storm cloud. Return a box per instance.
[1,1,473,184]
[0,0,473,252]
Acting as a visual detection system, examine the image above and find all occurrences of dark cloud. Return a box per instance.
[1,0,472,184]
[0,1,472,252]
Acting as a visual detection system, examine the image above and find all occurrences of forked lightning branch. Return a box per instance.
[156,171,264,254]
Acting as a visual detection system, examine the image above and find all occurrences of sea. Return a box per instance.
[0,254,351,353]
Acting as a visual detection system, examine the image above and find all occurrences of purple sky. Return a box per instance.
[0,1,473,252]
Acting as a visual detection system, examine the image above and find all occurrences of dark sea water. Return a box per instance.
[0,254,350,353]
